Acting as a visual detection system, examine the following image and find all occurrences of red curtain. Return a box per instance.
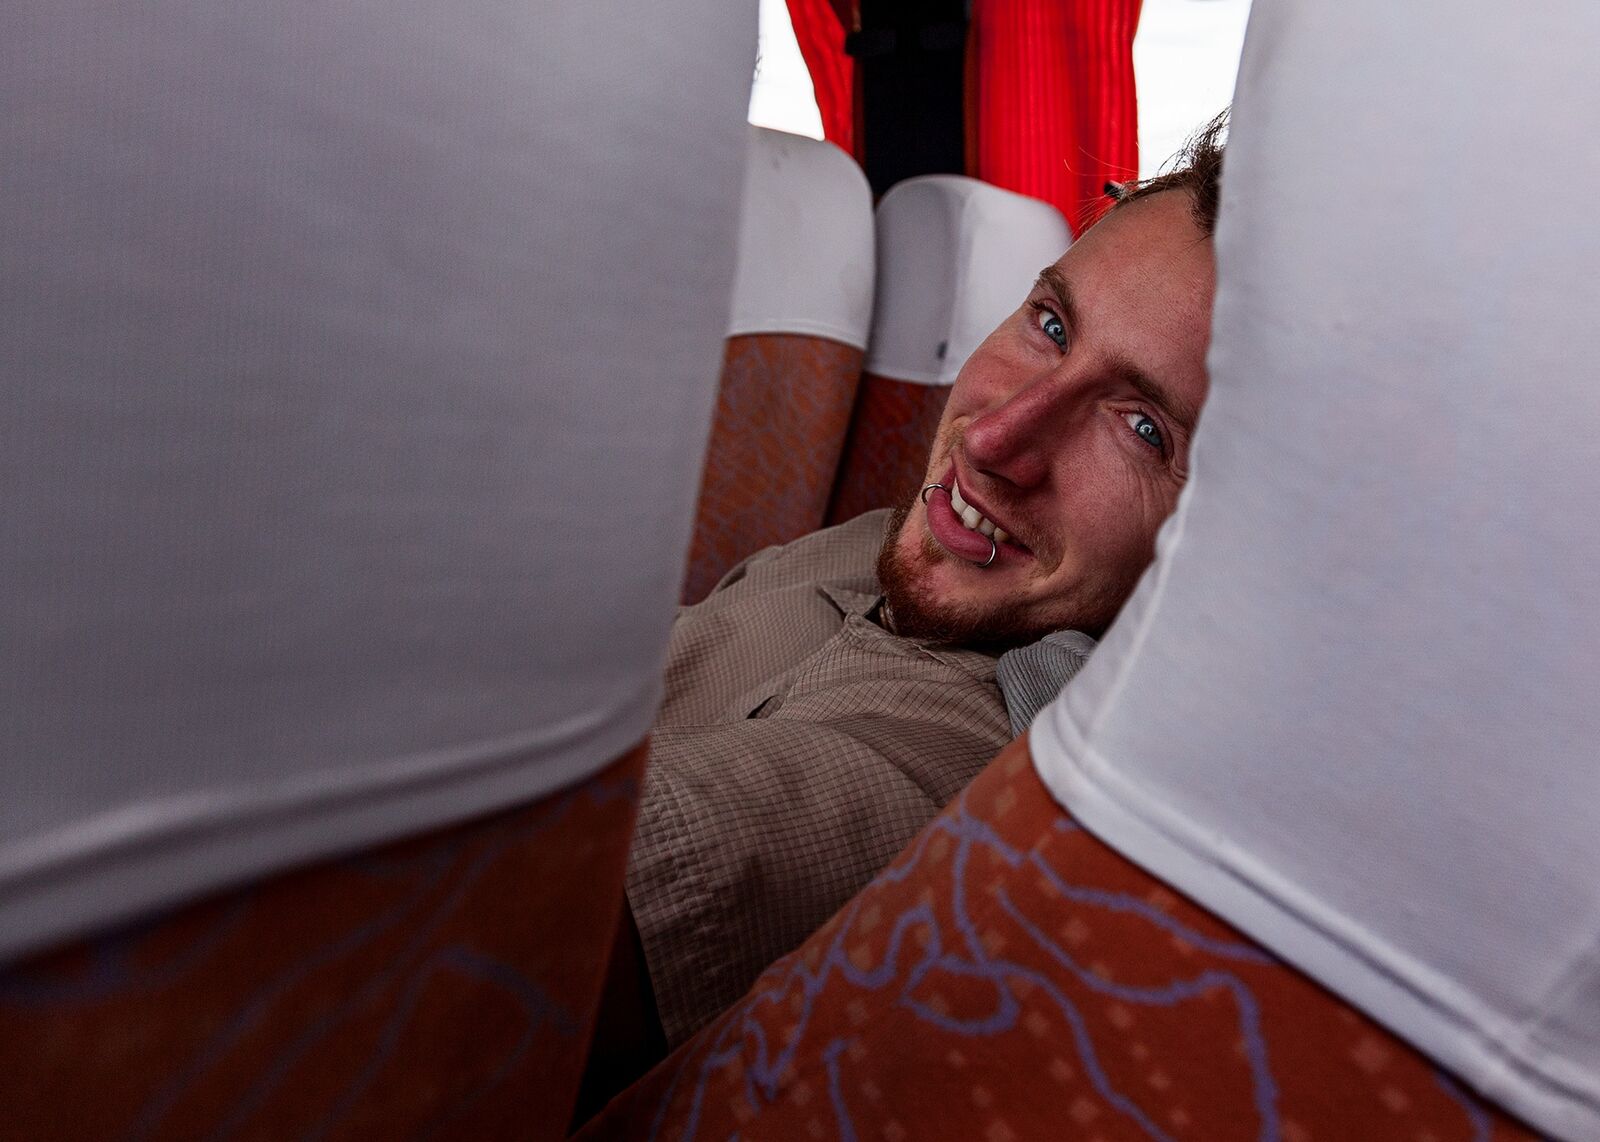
[785,0,857,158]
[968,0,1141,234]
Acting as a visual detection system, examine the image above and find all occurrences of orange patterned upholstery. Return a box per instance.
[579,737,1536,1141]
[0,744,647,1142]
[826,373,951,525]
[683,334,865,603]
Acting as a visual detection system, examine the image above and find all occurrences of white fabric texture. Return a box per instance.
[726,128,874,348]
[1029,2,1600,1138]
[864,176,1071,386]
[0,0,754,962]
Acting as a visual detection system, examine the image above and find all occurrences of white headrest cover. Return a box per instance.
[1031,2,1600,1137]
[0,0,754,960]
[727,128,874,349]
[864,176,1071,385]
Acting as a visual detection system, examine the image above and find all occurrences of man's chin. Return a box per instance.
[875,504,1056,650]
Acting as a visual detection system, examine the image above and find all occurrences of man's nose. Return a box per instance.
[961,367,1083,489]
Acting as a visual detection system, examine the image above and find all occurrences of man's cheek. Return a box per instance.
[1078,465,1169,548]
[1133,479,1182,556]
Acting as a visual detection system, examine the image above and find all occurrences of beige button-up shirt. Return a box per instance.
[627,510,1012,1044]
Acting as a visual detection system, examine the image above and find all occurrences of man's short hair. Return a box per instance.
[1106,110,1227,237]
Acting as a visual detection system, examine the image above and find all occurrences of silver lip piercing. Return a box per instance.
[922,483,997,568]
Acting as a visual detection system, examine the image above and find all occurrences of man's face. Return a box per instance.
[879,190,1216,645]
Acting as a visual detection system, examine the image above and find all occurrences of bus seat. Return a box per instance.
[0,0,753,1136]
[583,0,1600,1135]
[1023,0,1600,1134]
[826,176,1071,524]
[683,126,874,604]
[2,750,649,1142]
[577,737,1537,1141]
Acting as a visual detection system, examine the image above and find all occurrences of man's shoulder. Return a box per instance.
[703,509,893,600]
[659,510,897,727]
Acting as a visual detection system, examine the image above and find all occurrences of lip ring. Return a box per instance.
[925,481,999,568]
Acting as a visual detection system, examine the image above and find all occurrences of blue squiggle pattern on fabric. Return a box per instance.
[128,836,477,1142]
[36,768,639,1142]
[996,888,1279,1142]
[649,788,1284,1141]
[823,1038,858,1142]
[0,898,253,1007]
[301,946,575,1142]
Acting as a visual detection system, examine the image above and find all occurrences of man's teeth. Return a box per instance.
[949,481,1009,545]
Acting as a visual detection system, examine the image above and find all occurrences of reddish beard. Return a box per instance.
[874,501,1070,650]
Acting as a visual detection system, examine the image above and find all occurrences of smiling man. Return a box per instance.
[580,121,1227,1107]
[882,173,1216,647]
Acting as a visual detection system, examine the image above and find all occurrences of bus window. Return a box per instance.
[1135,0,1250,177]
[749,0,827,139]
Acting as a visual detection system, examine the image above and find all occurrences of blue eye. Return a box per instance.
[1123,412,1164,450]
[1034,305,1067,349]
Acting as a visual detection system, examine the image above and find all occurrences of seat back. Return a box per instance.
[0,0,753,1134]
[827,175,1071,523]
[578,737,1538,1141]
[683,127,874,602]
[1029,1,1600,1137]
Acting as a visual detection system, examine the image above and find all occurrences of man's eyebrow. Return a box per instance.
[1037,263,1200,437]
[1034,264,1080,338]
[1116,360,1201,438]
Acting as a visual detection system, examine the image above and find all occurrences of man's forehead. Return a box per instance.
[1056,193,1212,315]
[1060,190,1211,280]
[1037,191,1216,410]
